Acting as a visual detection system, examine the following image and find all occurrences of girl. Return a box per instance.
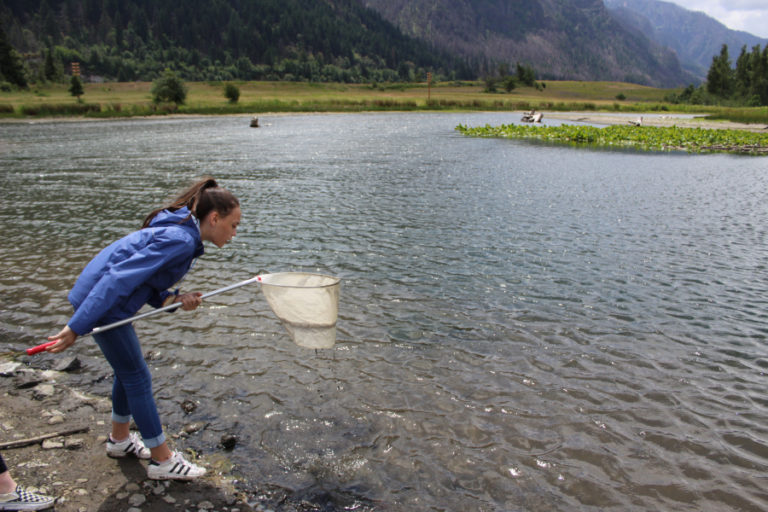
[46,177,241,481]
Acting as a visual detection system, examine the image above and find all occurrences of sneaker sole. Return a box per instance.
[107,450,151,459]
[147,471,206,481]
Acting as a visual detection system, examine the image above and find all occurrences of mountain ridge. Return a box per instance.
[360,0,696,87]
[604,0,768,82]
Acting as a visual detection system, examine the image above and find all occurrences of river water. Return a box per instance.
[2,113,768,511]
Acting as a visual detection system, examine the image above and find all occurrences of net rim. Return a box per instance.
[259,272,341,289]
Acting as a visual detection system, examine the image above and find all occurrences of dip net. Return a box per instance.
[259,272,341,349]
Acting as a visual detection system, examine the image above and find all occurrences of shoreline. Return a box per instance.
[543,111,768,132]
[0,351,336,512]
[0,354,253,512]
[0,110,765,132]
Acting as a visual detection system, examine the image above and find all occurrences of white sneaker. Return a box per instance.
[106,432,151,459]
[147,451,207,481]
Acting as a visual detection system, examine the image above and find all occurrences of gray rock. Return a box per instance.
[182,421,207,434]
[128,493,146,507]
[53,357,81,372]
[41,439,64,450]
[64,438,84,450]
[0,361,21,375]
[47,415,65,425]
[33,384,55,398]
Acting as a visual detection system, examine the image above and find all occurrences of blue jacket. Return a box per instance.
[67,207,204,335]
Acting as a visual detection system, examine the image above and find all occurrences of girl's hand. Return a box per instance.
[177,292,203,311]
[47,326,78,353]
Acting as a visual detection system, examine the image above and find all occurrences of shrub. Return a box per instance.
[224,83,240,103]
[151,69,187,104]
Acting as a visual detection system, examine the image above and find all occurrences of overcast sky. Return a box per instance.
[666,0,768,39]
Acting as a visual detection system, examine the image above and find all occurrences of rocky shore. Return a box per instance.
[0,354,258,512]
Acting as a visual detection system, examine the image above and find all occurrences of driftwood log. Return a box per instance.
[0,426,90,450]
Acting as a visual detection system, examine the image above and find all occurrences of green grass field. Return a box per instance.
[0,80,765,124]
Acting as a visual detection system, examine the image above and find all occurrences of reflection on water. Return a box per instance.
[2,113,768,510]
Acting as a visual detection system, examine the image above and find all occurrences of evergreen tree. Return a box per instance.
[734,45,751,98]
[751,46,768,105]
[0,27,27,88]
[69,75,84,99]
[706,44,733,98]
[516,62,536,86]
[44,46,58,81]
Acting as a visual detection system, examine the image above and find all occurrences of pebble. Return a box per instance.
[128,493,146,506]
[181,399,197,414]
[0,361,21,374]
[148,481,166,495]
[182,421,207,434]
[33,384,55,398]
[64,437,84,449]
[47,415,65,425]
[163,495,177,504]
[41,440,64,450]
[198,500,214,510]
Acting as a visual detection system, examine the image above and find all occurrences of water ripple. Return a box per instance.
[3,114,768,510]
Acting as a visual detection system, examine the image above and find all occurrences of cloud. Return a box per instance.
[669,0,768,38]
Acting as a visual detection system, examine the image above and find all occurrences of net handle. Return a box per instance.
[89,275,264,335]
[27,275,266,355]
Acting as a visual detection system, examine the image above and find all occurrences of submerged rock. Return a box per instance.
[220,433,238,450]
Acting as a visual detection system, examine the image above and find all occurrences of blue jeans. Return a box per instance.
[93,324,166,448]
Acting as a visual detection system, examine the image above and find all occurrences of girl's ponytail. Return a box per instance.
[142,177,239,228]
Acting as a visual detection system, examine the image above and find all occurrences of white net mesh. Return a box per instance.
[258,272,341,349]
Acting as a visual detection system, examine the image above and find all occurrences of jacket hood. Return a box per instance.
[149,207,204,256]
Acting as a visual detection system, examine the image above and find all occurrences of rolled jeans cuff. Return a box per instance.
[112,411,133,424]
[110,415,165,448]
[141,432,166,449]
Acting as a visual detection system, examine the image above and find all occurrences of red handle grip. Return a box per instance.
[26,341,57,356]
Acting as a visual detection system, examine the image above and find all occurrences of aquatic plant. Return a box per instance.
[455,123,768,155]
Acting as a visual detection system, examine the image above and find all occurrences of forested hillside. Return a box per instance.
[0,0,475,84]
[360,0,694,87]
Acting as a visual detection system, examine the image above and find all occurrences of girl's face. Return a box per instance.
[202,206,241,248]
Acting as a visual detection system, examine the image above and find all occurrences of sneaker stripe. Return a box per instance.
[147,452,205,480]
